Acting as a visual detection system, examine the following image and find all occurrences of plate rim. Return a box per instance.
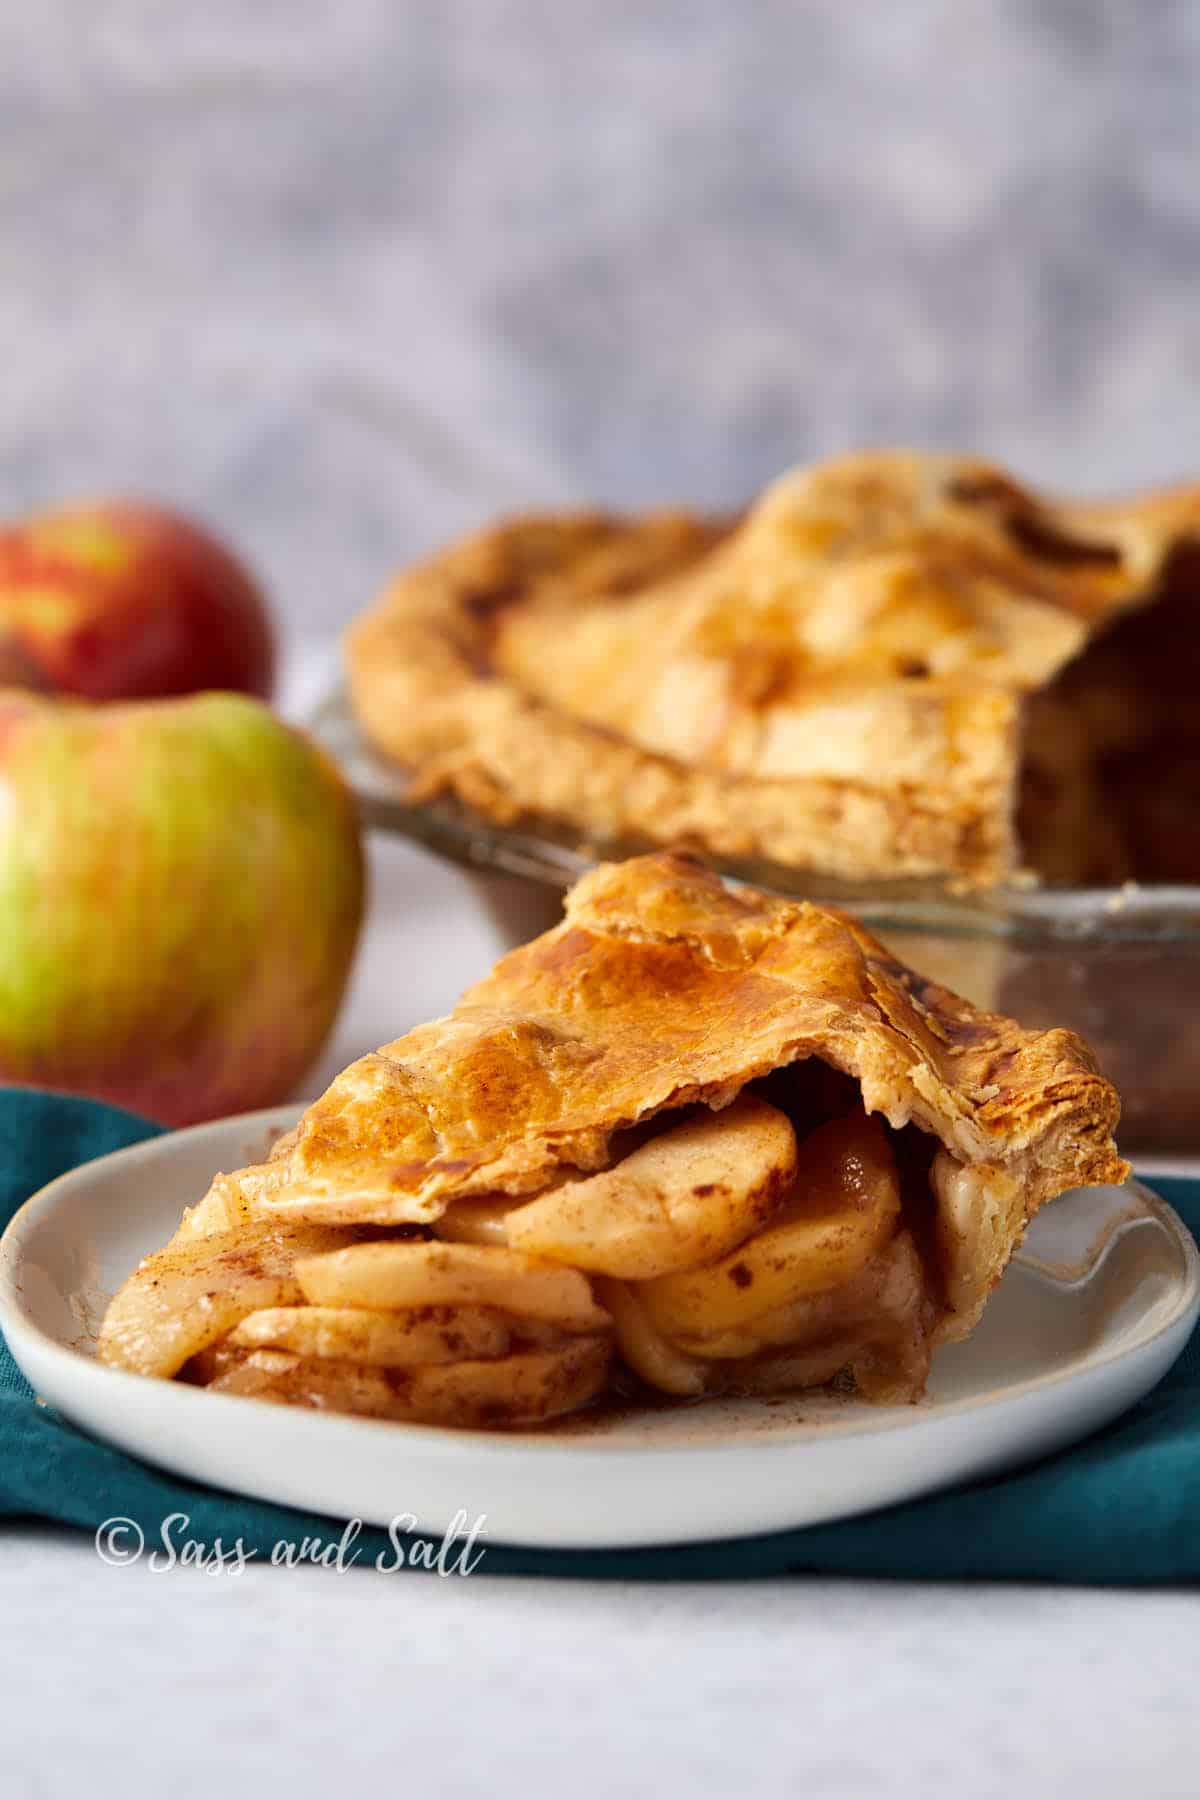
[2,1104,1198,1467]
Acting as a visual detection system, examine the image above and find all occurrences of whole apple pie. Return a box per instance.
[99,853,1126,1427]
[346,450,1200,886]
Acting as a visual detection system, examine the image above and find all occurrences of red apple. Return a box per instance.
[0,689,363,1125]
[0,502,274,701]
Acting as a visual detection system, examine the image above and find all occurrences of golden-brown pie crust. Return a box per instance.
[346,451,1200,884]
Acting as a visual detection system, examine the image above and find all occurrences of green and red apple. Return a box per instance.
[0,689,363,1125]
[0,502,274,701]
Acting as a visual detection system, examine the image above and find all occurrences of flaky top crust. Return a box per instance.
[224,854,1126,1332]
[346,450,1200,883]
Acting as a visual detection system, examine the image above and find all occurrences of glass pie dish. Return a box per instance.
[312,687,1200,1156]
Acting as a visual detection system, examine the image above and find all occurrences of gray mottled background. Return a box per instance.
[2,1,1198,633]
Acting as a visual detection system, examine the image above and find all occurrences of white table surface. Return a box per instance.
[5,656,1200,1797]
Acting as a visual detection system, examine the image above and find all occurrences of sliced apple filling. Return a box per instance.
[497,1102,937,1405]
[99,1068,955,1424]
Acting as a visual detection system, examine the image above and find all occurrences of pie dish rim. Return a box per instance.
[311,682,1200,947]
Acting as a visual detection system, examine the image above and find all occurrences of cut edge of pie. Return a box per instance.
[345,449,1200,885]
[98,853,1128,1425]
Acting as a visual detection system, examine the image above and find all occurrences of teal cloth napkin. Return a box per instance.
[2,1088,1198,1583]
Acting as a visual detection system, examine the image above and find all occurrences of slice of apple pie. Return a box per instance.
[99,853,1127,1427]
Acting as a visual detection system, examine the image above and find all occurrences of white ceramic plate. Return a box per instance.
[2,1107,1197,1550]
